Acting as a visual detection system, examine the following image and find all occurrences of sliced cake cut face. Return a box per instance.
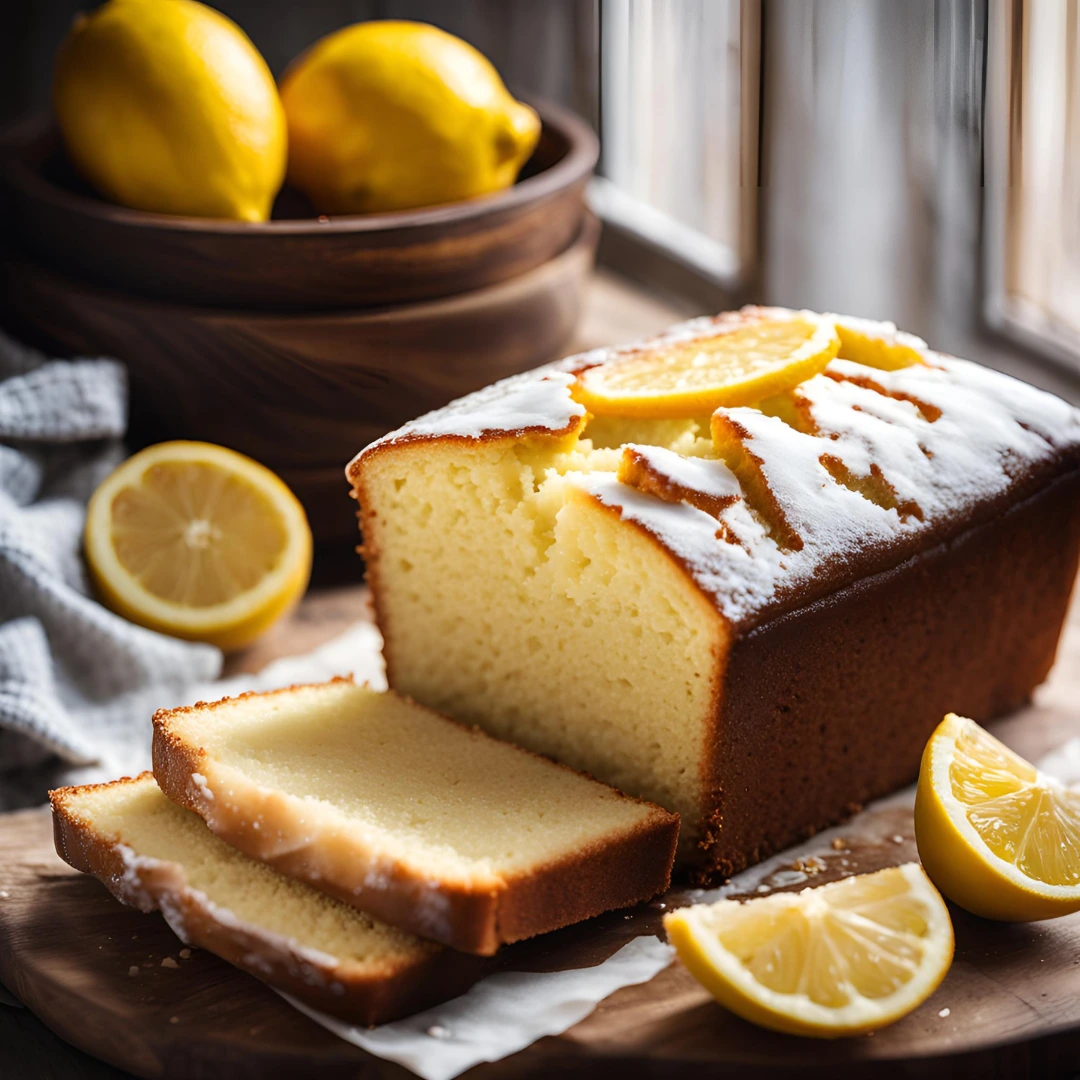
[348,307,1080,876]
[152,680,679,955]
[49,774,470,1027]
[356,439,725,855]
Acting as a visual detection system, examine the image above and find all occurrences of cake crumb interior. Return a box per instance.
[64,778,426,964]
[173,682,658,878]
[362,421,727,852]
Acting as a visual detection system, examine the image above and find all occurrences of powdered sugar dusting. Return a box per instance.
[113,844,158,913]
[583,472,785,620]
[194,889,342,984]
[351,309,1080,626]
[350,309,808,464]
[189,772,214,802]
[353,366,586,462]
[587,348,1079,624]
[625,446,743,504]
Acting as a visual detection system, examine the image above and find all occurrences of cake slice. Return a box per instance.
[50,774,482,1025]
[152,679,679,955]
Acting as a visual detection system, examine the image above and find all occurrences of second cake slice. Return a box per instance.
[152,678,678,955]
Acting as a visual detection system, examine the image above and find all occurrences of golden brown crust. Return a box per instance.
[345,415,586,485]
[617,446,739,524]
[711,412,805,552]
[49,775,483,1026]
[152,685,679,956]
[692,464,1080,882]
[823,366,942,422]
[497,811,677,942]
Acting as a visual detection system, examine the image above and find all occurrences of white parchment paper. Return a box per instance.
[283,935,674,1080]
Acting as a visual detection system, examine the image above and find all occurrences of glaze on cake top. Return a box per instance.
[350,308,1080,628]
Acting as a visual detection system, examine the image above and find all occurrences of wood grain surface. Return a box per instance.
[1,580,1079,1080]
[0,102,598,310]
[0,213,599,546]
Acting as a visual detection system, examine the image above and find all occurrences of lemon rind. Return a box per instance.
[574,312,841,420]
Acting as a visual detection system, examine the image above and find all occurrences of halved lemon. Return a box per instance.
[85,442,312,651]
[915,713,1080,921]
[573,313,840,419]
[663,864,953,1038]
[832,316,926,370]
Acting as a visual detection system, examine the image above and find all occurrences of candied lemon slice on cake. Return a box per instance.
[832,316,926,370]
[663,864,953,1037]
[915,713,1080,921]
[85,442,312,651]
[573,313,840,418]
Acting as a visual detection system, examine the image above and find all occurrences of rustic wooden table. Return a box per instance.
[3,271,1080,1079]
[3,578,1080,1080]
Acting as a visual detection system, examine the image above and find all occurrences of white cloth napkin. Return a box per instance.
[0,332,390,809]
[0,331,226,809]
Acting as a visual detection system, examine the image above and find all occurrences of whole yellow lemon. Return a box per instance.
[53,0,287,222]
[281,21,541,215]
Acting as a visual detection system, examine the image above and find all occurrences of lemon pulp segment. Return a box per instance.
[663,864,953,1037]
[916,714,1080,919]
[110,462,289,607]
[85,442,311,651]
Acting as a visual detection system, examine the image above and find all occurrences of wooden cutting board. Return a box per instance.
[2,584,1079,1079]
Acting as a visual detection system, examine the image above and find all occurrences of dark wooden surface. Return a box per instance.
[2,578,1080,1080]
[0,102,597,309]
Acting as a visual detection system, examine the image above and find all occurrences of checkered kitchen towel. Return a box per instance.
[0,331,222,810]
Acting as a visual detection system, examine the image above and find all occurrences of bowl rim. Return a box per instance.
[5,209,601,324]
[2,98,598,238]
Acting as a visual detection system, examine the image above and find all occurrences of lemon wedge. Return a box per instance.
[85,442,312,651]
[915,713,1080,921]
[573,314,840,419]
[663,864,953,1037]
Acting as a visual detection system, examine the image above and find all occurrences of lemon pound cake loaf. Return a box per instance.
[347,307,1080,882]
[50,774,481,1025]
[152,679,678,955]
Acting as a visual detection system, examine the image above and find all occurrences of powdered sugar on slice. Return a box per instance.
[624,445,743,504]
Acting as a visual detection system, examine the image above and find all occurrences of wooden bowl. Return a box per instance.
[0,101,597,310]
[0,212,600,546]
